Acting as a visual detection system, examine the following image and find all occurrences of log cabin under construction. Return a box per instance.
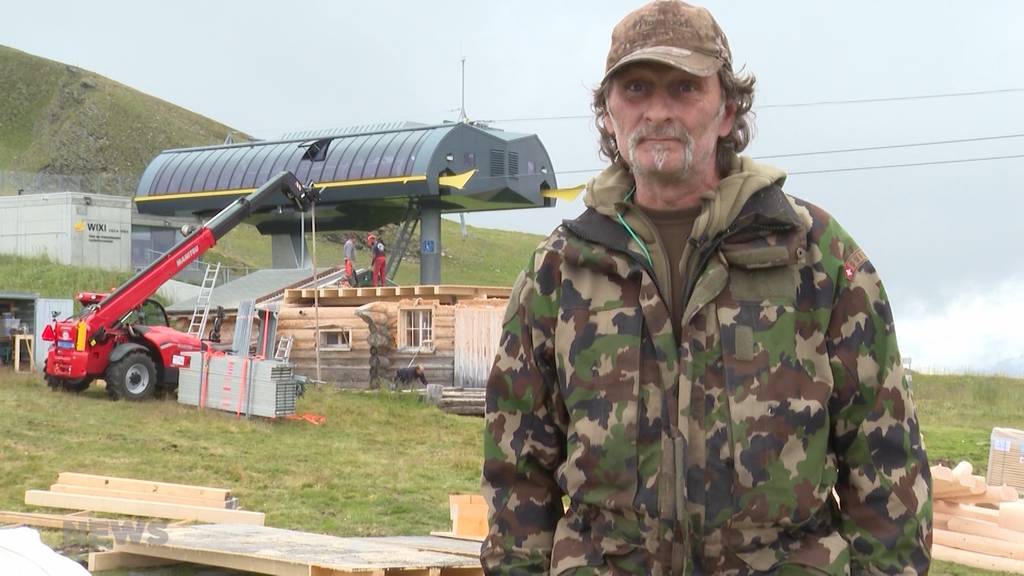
[277,284,510,389]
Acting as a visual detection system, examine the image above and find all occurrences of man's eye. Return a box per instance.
[676,82,697,94]
[625,81,647,93]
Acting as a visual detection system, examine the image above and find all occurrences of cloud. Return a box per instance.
[896,275,1024,375]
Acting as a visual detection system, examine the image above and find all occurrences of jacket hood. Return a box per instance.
[584,156,786,217]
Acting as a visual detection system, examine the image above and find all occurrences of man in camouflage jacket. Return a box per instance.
[482,2,931,575]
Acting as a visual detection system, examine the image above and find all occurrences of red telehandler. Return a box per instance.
[42,171,317,400]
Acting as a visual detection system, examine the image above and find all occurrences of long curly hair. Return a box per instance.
[593,64,756,177]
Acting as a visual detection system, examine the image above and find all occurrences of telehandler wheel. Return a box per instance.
[106,351,158,401]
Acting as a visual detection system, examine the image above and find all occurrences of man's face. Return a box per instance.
[604,62,735,184]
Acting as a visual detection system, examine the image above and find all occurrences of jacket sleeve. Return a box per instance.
[826,231,932,575]
[481,251,568,575]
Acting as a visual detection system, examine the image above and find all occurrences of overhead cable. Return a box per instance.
[487,88,1024,123]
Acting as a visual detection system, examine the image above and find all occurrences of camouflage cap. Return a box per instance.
[603,0,732,83]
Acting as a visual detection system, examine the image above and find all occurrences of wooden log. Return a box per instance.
[948,515,1023,543]
[24,490,264,525]
[57,472,230,502]
[932,465,955,483]
[934,501,1001,522]
[947,484,1020,506]
[935,474,987,499]
[934,528,1024,560]
[953,461,975,479]
[999,502,1024,532]
[932,543,1024,574]
[49,483,230,509]
[88,551,179,571]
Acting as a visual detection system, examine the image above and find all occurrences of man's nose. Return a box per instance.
[642,89,674,123]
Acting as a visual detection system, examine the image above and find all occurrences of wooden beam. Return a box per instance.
[1000,502,1024,532]
[935,501,1001,522]
[50,483,231,508]
[945,484,1019,506]
[88,551,178,571]
[57,472,231,502]
[934,528,1024,560]
[948,515,1023,543]
[932,543,1024,574]
[24,490,264,525]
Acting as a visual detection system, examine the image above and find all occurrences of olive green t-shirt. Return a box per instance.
[642,205,701,340]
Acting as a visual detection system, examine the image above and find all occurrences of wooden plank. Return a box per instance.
[57,472,231,502]
[88,551,179,571]
[50,483,231,508]
[113,525,485,575]
[0,510,153,532]
[25,490,264,525]
[934,528,1024,560]
[115,541,310,576]
[933,543,1024,574]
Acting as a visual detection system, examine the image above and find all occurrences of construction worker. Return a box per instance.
[369,233,386,287]
[343,234,356,286]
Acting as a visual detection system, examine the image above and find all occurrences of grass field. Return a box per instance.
[1,370,1022,574]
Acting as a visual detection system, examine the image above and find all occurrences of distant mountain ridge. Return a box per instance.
[0,44,250,195]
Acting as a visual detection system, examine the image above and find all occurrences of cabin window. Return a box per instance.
[320,329,352,351]
[400,308,433,351]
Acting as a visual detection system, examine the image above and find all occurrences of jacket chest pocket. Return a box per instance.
[717,298,836,528]
[556,306,641,510]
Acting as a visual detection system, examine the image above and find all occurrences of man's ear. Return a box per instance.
[718,101,737,139]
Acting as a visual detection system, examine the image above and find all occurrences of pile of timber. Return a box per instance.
[15,472,264,526]
[424,385,485,417]
[932,461,1024,573]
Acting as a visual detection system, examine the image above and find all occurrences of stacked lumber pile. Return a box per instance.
[18,472,263,526]
[425,385,485,416]
[932,461,1024,573]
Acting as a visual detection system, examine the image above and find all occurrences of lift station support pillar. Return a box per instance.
[419,205,441,285]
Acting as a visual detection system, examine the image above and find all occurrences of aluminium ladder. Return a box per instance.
[274,335,294,362]
[186,262,221,339]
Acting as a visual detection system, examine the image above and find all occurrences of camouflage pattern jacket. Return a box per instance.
[482,157,931,575]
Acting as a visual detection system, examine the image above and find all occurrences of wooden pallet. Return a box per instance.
[109,524,483,576]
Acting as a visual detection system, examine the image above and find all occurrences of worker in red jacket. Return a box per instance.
[368,233,386,287]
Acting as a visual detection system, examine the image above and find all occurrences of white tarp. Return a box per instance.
[0,527,90,576]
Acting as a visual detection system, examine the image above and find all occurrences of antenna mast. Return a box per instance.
[458,57,468,123]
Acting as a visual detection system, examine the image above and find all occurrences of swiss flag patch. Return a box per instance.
[843,248,867,282]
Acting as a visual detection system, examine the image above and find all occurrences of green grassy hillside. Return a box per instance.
[0,44,249,193]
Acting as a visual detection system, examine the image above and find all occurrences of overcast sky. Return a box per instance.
[3,1,1023,373]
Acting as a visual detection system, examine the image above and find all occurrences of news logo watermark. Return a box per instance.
[61,518,169,548]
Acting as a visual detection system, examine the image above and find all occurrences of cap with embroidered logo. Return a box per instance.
[603,0,732,84]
